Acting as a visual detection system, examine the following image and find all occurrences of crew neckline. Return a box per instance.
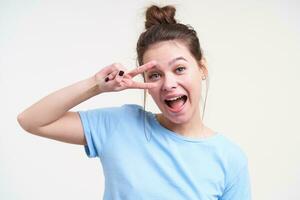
[148,112,222,143]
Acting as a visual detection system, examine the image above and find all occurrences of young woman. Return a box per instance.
[17,5,251,200]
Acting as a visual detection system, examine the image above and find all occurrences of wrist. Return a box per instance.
[85,75,102,97]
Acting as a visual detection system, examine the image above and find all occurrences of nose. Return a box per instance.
[162,73,177,92]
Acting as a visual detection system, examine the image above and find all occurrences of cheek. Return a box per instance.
[148,88,160,99]
[147,89,153,97]
[183,77,202,95]
[181,76,194,89]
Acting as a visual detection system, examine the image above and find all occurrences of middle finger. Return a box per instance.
[126,60,157,78]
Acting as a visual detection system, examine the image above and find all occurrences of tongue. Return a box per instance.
[169,98,185,110]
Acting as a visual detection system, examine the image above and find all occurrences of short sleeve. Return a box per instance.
[220,163,251,200]
[77,106,123,158]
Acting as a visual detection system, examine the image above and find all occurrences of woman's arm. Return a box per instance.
[17,61,157,145]
[17,76,100,145]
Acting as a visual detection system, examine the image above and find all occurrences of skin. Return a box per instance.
[143,40,215,139]
[17,40,215,145]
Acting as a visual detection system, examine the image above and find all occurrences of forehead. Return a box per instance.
[143,40,194,65]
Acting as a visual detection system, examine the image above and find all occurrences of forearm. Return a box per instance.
[17,75,100,131]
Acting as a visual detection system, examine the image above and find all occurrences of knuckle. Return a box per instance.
[115,77,121,83]
[112,63,122,69]
[108,73,114,78]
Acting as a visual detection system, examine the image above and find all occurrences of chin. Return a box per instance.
[162,111,192,125]
[156,98,195,125]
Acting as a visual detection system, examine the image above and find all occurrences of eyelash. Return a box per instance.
[148,66,186,80]
[176,66,186,73]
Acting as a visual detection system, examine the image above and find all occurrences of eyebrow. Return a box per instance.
[168,56,188,66]
[149,56,188,71]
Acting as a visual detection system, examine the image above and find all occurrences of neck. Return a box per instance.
[157,108,211,139]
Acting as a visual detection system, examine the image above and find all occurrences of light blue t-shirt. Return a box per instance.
[78,104,251,200]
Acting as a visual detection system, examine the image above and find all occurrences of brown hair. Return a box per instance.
[137,5,203,66]
[137,5,209,141]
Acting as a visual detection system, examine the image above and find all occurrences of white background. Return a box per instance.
[1,0,299,199]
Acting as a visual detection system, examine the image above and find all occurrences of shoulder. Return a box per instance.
[79,103,143,113]
[121,104,144,112]
[215,134,248,170]
[119,104,146,117]
[78,104,145,120]
[214,134,251,193]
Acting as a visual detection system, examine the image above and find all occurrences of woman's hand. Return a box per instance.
[95,60,158,93]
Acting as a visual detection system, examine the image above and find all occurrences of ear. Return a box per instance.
[198,58,208,77]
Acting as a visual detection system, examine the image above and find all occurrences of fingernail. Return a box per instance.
[105,77,109,82]
[118,71,124,76]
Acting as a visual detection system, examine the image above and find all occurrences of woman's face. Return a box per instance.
[143,40,206,124]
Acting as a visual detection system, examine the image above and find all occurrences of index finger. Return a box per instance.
[126,60,157,78]
[122,78,159,90]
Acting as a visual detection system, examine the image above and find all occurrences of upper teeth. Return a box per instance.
[166,95,184,101]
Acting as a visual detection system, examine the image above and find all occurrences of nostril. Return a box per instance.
[162,86,176,92]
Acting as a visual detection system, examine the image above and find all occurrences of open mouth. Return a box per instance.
[164,95,188,110]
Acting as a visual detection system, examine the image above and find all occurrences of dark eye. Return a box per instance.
[148,73,161,81]
[176,66,186,73]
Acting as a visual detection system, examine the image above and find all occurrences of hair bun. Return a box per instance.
[145,5,177,29]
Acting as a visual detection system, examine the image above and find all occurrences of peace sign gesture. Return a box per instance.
[94,61,158,93]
